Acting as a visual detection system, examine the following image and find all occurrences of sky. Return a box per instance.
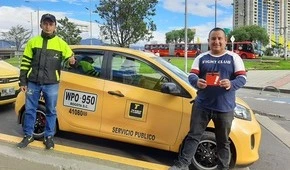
[0,0,234,46]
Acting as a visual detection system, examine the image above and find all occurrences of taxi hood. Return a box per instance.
[0,60,19,76]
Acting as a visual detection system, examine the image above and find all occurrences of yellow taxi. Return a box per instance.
[15,45,261,169]
[0,60,20,105]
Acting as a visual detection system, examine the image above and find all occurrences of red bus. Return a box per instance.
[143,44,169,56]
[199,41,257,59]
[144,43,200,57]
[226,41,257,59]
[174,43,200,57]
[145,41,256,59]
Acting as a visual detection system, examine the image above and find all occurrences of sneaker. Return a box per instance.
[17,135,34,148]
[43,136,54,149]
[168,165,189,170]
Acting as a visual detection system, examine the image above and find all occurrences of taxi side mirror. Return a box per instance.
[161,82,180,94]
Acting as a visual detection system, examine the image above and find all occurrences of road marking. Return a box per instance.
[0,133,169,170]
[273,101,287,104]
[242,96,290,105]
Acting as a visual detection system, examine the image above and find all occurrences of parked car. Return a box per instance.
[15,45,261,170]
[0,60,20,105]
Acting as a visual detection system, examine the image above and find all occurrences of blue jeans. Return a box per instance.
[23,82,59,138]
[177,104,234,170]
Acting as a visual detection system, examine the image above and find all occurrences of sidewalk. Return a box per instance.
[244,70,290,93]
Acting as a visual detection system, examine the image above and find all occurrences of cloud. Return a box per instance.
[0,6,99,39]
[161,0,233,17]
[194,15,233,43]
[147,15,232,45]
[0,1,233,46]
[145,0,233,44]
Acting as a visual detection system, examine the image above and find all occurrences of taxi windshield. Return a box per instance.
[153,57,190,85]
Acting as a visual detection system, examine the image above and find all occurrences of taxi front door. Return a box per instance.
[100,54,183,146]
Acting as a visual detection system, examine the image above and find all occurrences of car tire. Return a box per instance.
[189,131,218,170]
[241,54,247,59]
[21,104,57,139]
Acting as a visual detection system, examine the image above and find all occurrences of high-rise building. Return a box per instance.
[233,0,290,48]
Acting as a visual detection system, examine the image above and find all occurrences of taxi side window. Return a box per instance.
[64,51,104,78]
[111,54,169,91]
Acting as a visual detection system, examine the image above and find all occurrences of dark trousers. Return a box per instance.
[177,104,234,170]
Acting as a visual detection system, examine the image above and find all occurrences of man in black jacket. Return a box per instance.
[17,13,75,149]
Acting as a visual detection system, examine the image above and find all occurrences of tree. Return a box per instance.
[1,25,31,51]
[165,29,195,43]
[96,0,158,47]
[56,17,82,45]
[228,25,269,46]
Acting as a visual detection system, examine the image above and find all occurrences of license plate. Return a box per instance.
[1,88,15,97]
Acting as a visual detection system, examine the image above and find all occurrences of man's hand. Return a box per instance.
[68,56,76,65]
[219,79,231,90]
[20,86,27,93]
[197,78,207,89]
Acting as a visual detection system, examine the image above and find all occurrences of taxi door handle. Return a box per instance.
[108,91,124,97]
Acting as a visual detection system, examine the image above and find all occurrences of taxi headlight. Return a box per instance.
[234,104,252,121]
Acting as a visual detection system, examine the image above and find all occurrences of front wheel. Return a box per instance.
[241,54,247,59]
[190,131,218,170]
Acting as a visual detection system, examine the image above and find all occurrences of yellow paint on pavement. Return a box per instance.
[0,133,169,170]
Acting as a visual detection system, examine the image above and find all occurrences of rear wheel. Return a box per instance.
[21,104,57,139]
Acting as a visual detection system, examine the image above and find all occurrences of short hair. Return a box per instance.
[208,27,227,38]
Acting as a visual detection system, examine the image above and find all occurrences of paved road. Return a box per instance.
[0,109,287,170]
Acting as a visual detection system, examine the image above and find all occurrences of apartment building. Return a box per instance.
[233,0,290,48]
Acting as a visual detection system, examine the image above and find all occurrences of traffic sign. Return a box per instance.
[230,35,235,42]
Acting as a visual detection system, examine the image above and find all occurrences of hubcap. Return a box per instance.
[193,140,218,169]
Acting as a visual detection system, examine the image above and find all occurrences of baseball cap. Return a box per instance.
[40,13,56,23]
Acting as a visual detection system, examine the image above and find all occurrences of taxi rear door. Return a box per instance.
[57,50,105,133]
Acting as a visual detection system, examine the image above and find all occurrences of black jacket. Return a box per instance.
[19,32,73,86]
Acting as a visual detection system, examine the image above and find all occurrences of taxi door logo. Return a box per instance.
[129,103,143,118]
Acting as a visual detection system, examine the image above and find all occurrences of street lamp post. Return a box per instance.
[231,3,234,29]
[215,0,217,27]
[25,0,40,35]
[184,0,188,73]
[30,12,33,35]
[85,0,93,45]
[283,0,288,60]
[37,8,39,35]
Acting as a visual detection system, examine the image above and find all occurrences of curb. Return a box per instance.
[254,110,285,119]
[0,133,168,170]
[255,114,290,149]
[243,86,290,94]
